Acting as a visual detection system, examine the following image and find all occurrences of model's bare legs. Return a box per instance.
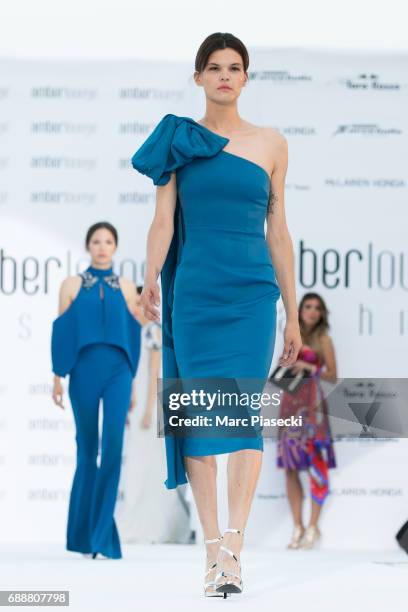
[184,455,222,594]
[285,469,325,548]
[216,449,263,590]
[310,498,323,527]
[284,469,306,548]
[184,454,220,536]
[185,450,262,593]
[285,469,304,526]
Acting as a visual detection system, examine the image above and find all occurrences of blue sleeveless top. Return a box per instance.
[51,265,141,377]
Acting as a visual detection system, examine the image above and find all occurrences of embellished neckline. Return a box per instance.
[86,265,114,277]
[80,267,121,291]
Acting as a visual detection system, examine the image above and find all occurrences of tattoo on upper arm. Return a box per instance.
[267,189,278,215]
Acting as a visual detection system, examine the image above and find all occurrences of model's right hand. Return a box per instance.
[52,378,65,409]
[140,411,152,429]
[140,277,161,321]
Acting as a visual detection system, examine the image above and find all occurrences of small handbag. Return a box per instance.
[268,364,311,395]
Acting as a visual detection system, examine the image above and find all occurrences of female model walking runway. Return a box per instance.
[51,222,141,559]
[277,292,337,550]
[131,32,302,596]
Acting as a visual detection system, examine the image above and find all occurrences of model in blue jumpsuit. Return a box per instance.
[51,265,141,559]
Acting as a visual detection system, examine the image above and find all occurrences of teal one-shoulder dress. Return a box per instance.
[131,113,281,489]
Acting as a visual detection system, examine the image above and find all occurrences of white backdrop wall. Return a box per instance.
[0,49,407,549]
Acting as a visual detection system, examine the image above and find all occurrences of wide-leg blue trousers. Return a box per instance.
[67,343,133,559]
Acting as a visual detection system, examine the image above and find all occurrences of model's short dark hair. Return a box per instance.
[194,32,249,74]
[85,222,118,249]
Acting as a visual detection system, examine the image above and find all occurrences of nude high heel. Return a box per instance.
[299,525,321,549]
[215,528,244,598]
[204,535,224,597]
[287,524,305,550]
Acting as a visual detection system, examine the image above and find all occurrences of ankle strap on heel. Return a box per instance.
[225,528,244,536]
[204,535,223,544]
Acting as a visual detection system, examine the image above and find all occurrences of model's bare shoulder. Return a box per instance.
[57,276,81,315]
[262,124,282,137]
[257,126,287,175]
[320,333,334,349]
[61,275,82,295]
[319,333,336,360]
[261,126,287,150]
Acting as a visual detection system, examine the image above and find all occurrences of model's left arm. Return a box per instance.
[120,278,140,319]
[265,130,302,366]
[319,334,337,384]
[120,278,141,412]
[141,326,162,429]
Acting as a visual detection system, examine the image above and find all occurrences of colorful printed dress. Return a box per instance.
[276,345,336,504]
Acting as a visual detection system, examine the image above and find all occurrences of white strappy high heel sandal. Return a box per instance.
[287,524,305,550]
[215,528,244,598]
[204,535,224,597]
[299,525,321,549]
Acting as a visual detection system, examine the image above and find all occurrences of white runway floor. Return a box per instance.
[0,543,407,611]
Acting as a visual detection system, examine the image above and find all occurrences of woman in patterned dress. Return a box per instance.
[276,292,337,549]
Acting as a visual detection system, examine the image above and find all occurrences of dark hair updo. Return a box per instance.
[85,221,118,249]
[194,32,249,75]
